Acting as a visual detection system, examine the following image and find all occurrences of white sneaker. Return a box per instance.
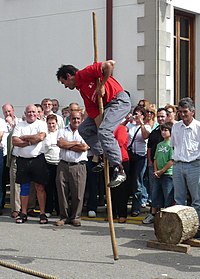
[45,213,52,218]
[142,213,154,224]
[88,210,96,218]
[108,167,126,188]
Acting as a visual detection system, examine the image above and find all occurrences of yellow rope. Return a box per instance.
[0,259,59,279]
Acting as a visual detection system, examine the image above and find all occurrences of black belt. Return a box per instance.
[62,160,86,166]
[18,154,44,160]
[174,159,200,163]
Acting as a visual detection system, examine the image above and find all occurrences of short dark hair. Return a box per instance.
[51,99,59,105]
[157,107,167,114]
[34,104,43,111]
[56,65,79,80]
[133,105,147,117]
[178,97,195,111]
[160,122,173,135]
[46,114,58,123]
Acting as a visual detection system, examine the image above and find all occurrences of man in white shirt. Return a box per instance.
[2,103,22,217]
[12,104,48,224]
[171,97,200,237]
[55,111,89,227]
[0,118,7,214]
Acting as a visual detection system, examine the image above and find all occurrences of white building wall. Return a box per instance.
[172,0,200,14]
[0,0,106,116]
[165,3,174,105]
[113,0,144,105]
[0,0,144,117]
[0,0,200,117]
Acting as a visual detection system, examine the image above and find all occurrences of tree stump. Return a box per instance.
[154,205,199,244]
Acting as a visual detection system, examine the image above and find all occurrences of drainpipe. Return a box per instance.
[155,0,159,106]
[106,0,113,60]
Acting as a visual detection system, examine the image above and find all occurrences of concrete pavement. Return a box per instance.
[0,207,200,279]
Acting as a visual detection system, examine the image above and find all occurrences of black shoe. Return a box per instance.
[0,208,2,216]
[194,229,200,239]
[108,167,126,188]
[27,209,39,217]
[92,162,104,172]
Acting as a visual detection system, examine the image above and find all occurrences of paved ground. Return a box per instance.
[0,207,200,279]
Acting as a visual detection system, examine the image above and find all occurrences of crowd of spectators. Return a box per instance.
[0,96,200,237]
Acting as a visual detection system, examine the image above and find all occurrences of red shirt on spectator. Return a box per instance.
[114,125,129,162]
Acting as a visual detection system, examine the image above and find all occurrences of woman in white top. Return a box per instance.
[43,114,60,216]
[127,106,151,216]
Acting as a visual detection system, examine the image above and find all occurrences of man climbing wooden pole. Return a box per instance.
[56,12,131,260]
[92,11,118,260]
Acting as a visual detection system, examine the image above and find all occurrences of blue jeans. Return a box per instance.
[151,174,174,208]
[0,149,3,208]
[173,160,200,222]
[129,154,148,212]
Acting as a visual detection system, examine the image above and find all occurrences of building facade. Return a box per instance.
[0,0,200,117]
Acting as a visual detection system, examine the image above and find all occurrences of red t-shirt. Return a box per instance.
[75,62,123,119]
[114,125,129,162]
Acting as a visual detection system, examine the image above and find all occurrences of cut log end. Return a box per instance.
[154,205,199,244]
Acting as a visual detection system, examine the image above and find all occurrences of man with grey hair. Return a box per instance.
[171,97,200,237]
[2,103,22,218]
[0,117,7,215]
[12,104,48,224]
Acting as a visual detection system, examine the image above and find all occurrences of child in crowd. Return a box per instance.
[143,122,174,224]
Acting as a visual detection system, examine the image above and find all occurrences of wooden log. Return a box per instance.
[154,205,199,244]
[147,240,191,254]
[183,238,200,247]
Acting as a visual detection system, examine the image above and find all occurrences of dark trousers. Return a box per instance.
[86,157,105,212]
[0,149,3,208]
[45,163,60,215]
[111,161,130,218]
[2,155,9,208]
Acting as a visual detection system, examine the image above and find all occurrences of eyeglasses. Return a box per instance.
[133,112,142,116]
[146,111,154,114]
[43,103,52,106]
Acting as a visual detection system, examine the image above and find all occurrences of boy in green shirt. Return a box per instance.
[143,122,174,224]
[153,122,174,208]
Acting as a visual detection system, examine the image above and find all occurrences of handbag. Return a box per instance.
[127,126,141,161]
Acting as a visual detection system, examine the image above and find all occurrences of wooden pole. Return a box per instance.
[92,12,119,260]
